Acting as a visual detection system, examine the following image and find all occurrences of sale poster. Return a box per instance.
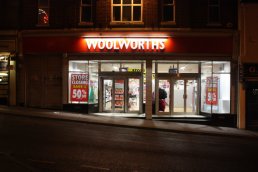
[70,74,88,102]
[205,76,218,105]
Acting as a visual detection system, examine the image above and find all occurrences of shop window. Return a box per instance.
[161,0,176,24]
[121,63,141,72]
[201,61,230,114]
[38,0,49,26]
[0,55,9,105]
[111,0,142,23]
[101,61,142,72]
[68,61,89,104]
[179,63,198,73]
[208,0,220,25]
[89,61,98,104]
[158,63,177,73]
[101,63,120,72]
[157,62,199,74]
[80,0,94,24]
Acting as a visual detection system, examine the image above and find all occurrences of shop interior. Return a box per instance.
[68,60,231,118]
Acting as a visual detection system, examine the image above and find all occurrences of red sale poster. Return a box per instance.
[205,76,218,105]
[70,74,88,102]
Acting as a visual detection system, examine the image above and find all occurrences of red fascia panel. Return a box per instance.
[22,36,233,54]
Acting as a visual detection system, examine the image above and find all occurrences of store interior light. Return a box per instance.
[0,73,8,76]
[113,66,119,70]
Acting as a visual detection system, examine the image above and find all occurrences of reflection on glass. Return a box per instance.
[128,78,140,112]
[114,80,125,111]
[158,80,170,112]
[173,80,184,112]
[103,80,112,111]
[186,80,197,113]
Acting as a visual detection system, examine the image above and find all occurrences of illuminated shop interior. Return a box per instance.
[68,60,231,116]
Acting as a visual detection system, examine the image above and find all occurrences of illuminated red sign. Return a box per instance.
[84,38,166,51]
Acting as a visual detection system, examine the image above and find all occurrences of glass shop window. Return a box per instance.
[201,61,230,114]
[89,61,98,104]
[68,61,89,104]
[158,63,178,73]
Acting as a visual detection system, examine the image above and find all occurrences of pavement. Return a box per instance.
[0,105,258,138]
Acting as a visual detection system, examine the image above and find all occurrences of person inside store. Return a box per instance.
[158,88,167,112]
[152,88,167,113]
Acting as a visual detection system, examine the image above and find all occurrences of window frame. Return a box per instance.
[207,0,221,26]
[160,0,176,25]
[79,0,94,25]
[37,0,50,26]
[111,0,143,24]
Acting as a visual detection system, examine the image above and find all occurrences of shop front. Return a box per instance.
[22,31,236,124]
[242,63,258,130]
[0,31,17,106]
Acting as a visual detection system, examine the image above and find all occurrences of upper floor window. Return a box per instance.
[112,0,142,22]
[80,0,94,23]
[38,0,49,26]
[161,0,175,23]
[208,0,220,24]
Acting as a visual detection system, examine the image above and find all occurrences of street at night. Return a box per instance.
[1,113,258,172]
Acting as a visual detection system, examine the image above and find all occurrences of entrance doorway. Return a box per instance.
[246,81,258,130]
[100,74,142,113]
[156,76,199,115]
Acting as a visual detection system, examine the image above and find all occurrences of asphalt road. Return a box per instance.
[0,113,258,172]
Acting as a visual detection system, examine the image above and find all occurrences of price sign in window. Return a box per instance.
[70,74,89,102]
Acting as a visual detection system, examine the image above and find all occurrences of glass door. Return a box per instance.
[173,80,185,113]
[103,79,113,111]
[101,75,142,113]
[172,79,198,114]
[128,78,140,112]
[157,79,170,114]
[114,79,125,112]
[186,80,198,113]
